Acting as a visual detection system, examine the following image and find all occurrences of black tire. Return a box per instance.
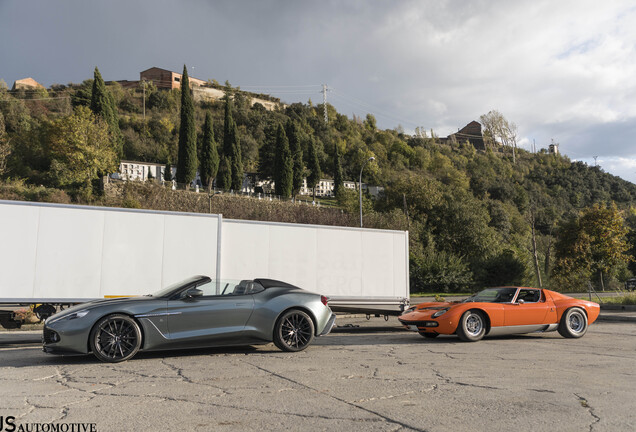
[558,307,588,338]
[90,314,142,363]
[273,309,315,352]
[457,310,486,342]
[419,332,439,339]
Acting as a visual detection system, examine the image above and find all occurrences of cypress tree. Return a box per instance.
[230,121,243,191]
[222,90,243,191]
[217,156,231,191]
[274,123,293,198]
[306,137,322,201]
[176,65,197,186]
[164,161,172,181]
[333,143,344,197]
[90,67,122,158]
[286,120,304,198]
[200,111,219,190]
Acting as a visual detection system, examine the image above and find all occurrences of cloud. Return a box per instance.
[1,0,635,184]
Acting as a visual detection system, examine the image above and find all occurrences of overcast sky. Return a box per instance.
[1,0,635,184]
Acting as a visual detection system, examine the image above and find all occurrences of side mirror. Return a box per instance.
[517,299,525,305]
[183,288,203,299]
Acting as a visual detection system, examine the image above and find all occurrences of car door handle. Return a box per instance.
[235,302,250,307]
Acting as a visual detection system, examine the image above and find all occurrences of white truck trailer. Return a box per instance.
[0,200,410,328]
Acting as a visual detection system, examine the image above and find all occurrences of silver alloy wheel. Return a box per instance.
[92,316,141,362]
[558,307,588,338]
[567,310,586,333]
[465,312,483,336]
[281,313,312,349]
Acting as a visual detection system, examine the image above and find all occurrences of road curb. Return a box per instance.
[597,314,636,323]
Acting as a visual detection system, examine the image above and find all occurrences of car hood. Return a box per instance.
[47,296,153,321]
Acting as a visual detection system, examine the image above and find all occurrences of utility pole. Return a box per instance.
[593,156,598,167]
[322,84,328,124]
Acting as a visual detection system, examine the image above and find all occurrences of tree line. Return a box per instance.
[1,66,635,293]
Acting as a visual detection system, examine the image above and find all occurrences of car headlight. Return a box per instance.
[432,308,449,318]
[68,310,90,320]
[401,306,417,315]
[48,309,90,324]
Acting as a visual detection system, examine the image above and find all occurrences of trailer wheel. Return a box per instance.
[34,304,57,321]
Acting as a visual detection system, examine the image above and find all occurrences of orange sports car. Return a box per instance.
[399,287,600,341]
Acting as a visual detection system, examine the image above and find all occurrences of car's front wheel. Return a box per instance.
[558,307,588,338]
[457,310,486,342]
[90,314,142,363]
[273,309,315,352]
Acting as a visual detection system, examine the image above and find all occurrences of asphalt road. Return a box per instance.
[0,318,634,432]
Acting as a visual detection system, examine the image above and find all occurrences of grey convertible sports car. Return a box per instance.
[43,276,336,362]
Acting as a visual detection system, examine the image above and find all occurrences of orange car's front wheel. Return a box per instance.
[558,307,588,338]
[457,310,486,342]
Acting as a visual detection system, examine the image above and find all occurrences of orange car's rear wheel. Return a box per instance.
[457,310,486,342]
[558,307,588,338]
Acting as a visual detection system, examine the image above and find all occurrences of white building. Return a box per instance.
[113,161,171,182]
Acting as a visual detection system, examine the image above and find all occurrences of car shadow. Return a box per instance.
[0,330,559,368]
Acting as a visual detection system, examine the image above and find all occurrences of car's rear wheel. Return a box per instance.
[419,332,439,339]
[558,307,588,338]
[457,310,486,342]
[90,314,142,363]
[273,309,315,352]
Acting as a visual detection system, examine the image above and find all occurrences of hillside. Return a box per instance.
[1,78,635,293]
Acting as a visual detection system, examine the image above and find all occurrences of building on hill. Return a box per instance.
[441,121,486,150]
[11,78,44,91]
[140,67,207,90]
[549,141,559,155]
[137,67,281,111]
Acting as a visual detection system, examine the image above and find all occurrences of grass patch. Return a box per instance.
[575,293,636,305]
[598,293,636,305]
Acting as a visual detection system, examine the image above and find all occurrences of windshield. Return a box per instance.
[149,276,211,298]
[149,277,263,298]
[464,287,518,303]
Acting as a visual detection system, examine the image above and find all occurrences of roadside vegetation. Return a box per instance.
[1,70,635,294]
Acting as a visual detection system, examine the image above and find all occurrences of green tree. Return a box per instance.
[306,137,322,200]
[553,203,632,290]
[176,65,197,186]
[274,124,292,197]
[0,112,9,177]
[286,120,304,198]
[46,106,117,194]
[222,89,242,191]
[164,161,172,181]
[200,111,219,190]
[217,156,231,191]
[333,143,344,197]
[90,67,122,158]
[410,246,473,293]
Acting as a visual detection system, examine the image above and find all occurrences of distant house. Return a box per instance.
[12,78,44,91]
[442,121,486,150]
[112,160,173,183]
[140,67,207,90]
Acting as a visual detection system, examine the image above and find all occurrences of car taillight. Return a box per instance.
[321,295,328,306]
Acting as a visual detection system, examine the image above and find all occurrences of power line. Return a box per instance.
[329,89,420,129]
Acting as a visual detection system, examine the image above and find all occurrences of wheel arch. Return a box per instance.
[556,304,588,322]
[460,308,491,335]
[86,312,146,353]
[274,306,319,337]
